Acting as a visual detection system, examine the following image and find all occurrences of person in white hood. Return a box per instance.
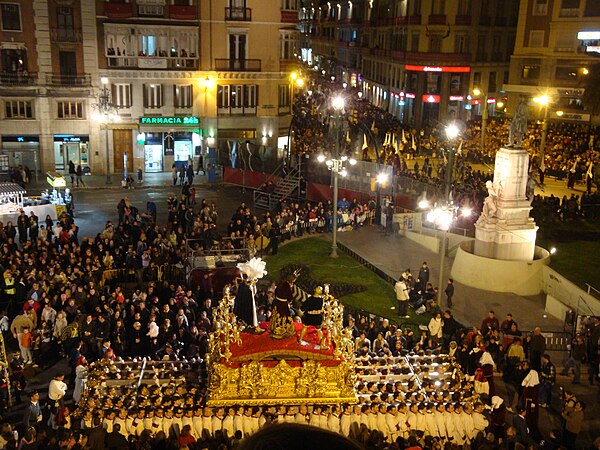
[521,365,540,429]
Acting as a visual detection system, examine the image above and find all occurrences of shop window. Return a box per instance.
[57,101,84,119]
[144,84,163,108]
[521,65,540,80]
[5,100,32,118]
[1,3,21,31]
[111,83,132,108]
[174,84,192,108]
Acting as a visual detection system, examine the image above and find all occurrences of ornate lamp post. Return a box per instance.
[316,95,356,257]
[92,77,120,184]
[533,94,551,174]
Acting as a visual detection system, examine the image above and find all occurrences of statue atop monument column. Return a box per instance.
[508,98,529,147]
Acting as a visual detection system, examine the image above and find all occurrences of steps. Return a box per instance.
[253,167,301,210]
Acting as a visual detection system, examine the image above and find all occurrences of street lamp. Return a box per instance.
[533,94,552,173]
[419,122,462,305]
[317,95,351,257]
[92,77,120,184]
[472,87,488,152]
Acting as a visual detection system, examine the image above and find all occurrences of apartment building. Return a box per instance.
[301,0,519,127]
[0,0,300,176]
[98,0,300,175]
[505,0,600,123]
[0,0,98,175]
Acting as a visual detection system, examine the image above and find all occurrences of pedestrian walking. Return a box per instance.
[530,327,546,371]
[68,160,76,185]
[186,164,194,185]
[444,278,454,308]
[76,165,85,187]
[538,353,556,408]
[561,335,585,384]
[179,165,186,185]
[172,164,178,186]
[417,261,429,294]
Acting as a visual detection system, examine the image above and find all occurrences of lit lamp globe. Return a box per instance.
[332,96,345,111]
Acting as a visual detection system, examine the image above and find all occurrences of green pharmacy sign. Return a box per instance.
[139,116,200,125]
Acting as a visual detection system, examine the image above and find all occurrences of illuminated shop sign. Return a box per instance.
[405,65,471,73]
[423,94,441,103]
[449,95,464,101]
[140,116,200,125]
[577,31,600,40]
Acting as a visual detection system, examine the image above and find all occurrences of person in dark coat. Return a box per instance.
[22,390,42,429]
[298,287,327,349]
[233,278,257,328]
[444,278,455,308]
[513,407,536,446]
[87,416,108,450]
[417,262,429,293]
[106,423,128,450]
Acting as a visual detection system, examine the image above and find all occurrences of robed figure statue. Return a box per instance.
[269,273,298,339]
[233,276,258,328]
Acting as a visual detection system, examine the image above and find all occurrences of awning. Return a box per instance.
[0,183,26,196]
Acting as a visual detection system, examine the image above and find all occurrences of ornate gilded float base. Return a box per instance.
[207,358,357,406]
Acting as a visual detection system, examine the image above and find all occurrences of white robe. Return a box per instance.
[295,413,309,425]
[233,415,244,436]
[397,412,409,439]
[328,414,341,434]
[415,412,426,433]
[192,416,203,439]
[114,417,128,436]
[376,412,388,435]
[222,416,235,438]
[201,416,213,438]
[182,417,195,438]
[73,366,87,403]
[452,413,466,445]
[385,413,398,441]
[103,418,114,434]
[434,412,447,440]
[162,417,173,438]
[472,412,489,435]
[340,413,352,436]
[424,412,438,437]
[211,416,223,436]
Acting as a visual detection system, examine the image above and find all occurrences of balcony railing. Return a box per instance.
[50,27,82,43]
[0,72,37,85]
[214,59,261,72]
[169,5,196,20]
[104,1,133,18]
[559,8,579,17]
[455,14,471,25]
[46,74,91,86]
[428,14,446,25]
[281,9,298,23]
[225,7,251,21]
[107,56,198,70]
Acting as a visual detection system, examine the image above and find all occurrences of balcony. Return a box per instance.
[0,72,37,85]
[479,16,491,25]
[104,2,133,18]
[50,27,82,43]
[214,59,261,72]
[281,10,298,23]
[279,60,297,72]
[455,15,471,25]
[408,15,421,24]
[404,52,471,64]
[559,8,579,17]
[428,14,447,25]
[225,7,251,21]
[107,56,198,69]
[169,5,197,20]
[46,74,91,86]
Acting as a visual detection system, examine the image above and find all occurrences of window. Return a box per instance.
[111,83,132,108]
[280,32,299,60]
[454,34,470,54]
[561,0,580,8]
[488,72,497,92]
[217,84,258,115]
[409,0,421,15]
[1,3,21,31]
[229,33,247,61]
[429,35,443,52]
[457,0,471,15]
[555,33,574,51]
[174,84,193,108]
[533,0,548,15]
[278,84,290,112]
[5,100,32,118]
[57,101,83,119]
[281,0,298,9]
[431,0,445,15]
[143,84,163,108]
[473,72,481,86]
[476,33,487,59]
[522,65,540,79]
[138,3,164,17]
[410,32,419,52]
[529,30,544,48]
[56,7,74,29]
[555,66,578,81]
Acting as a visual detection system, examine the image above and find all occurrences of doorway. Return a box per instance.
[59,51,77,84]
[112,129,134,175]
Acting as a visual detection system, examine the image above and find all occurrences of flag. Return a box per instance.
[346,130,351,143]
[586,161,594,179]
[384,132,390,146]
[457,140,463,155]
[411,134,416,151]
[362,133,368,150]
[401,129,408,144]
[371,120,376,132]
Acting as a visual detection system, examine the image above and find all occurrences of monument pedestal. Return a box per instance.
[474,145,538,261]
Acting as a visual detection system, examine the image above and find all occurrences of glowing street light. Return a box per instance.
[534,93,553,173]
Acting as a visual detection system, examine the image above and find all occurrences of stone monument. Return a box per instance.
[474,99,538,261]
